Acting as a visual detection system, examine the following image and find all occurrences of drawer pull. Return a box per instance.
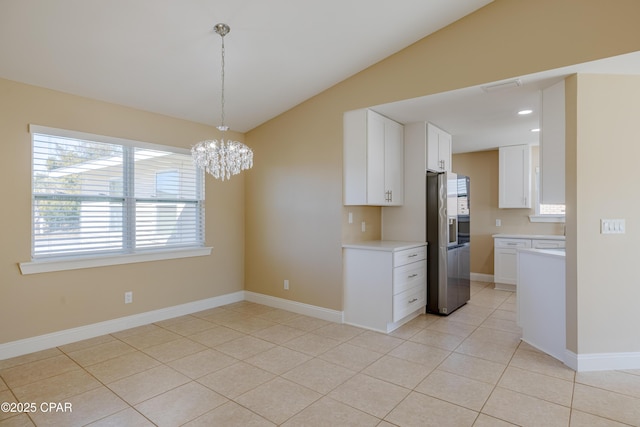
[408,253,418,258]
[408,273,418,279]
[408,298,418,304]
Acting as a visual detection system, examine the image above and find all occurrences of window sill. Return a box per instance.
[18,247,213,275]
[529,215,566,223]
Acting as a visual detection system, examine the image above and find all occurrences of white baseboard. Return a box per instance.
[244,291,343,324]
[565,349,640,372]
[494,283,516,292]
[0,291,244,361]
[471,272,494,283]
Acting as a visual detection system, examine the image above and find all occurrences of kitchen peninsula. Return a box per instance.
[518,247,567,363]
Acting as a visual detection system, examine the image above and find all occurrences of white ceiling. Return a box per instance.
[0,0,492,133]
[375,51,640,153]
[1,1,639,154]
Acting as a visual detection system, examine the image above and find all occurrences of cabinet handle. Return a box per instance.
[408,273,418,278]
[408,298,418,304]
[408,253,418,258]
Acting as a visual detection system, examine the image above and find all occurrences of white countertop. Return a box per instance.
[493,233,565,240]
[518,248,566,258]
[342,240,426,252]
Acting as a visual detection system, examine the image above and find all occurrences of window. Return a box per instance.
[26,125,206,270]
[539,203,566,216]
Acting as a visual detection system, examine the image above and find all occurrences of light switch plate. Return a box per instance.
[601,219,625,234]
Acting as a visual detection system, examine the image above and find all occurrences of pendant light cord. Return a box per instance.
[219,33,226,130]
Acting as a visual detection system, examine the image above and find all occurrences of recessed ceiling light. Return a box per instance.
[531,128,540,132]
[518,109,533,115]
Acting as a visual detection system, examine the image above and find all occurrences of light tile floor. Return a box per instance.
[1,282,640,426]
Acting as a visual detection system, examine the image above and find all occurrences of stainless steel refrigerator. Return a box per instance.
[426,171,471,315]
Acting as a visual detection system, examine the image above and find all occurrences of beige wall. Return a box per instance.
[4,0,640,359]
[245,0,640,313]
[568,74,640,354]
[0,78,245,344]
[453,148,563,275]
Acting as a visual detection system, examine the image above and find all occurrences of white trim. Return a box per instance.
[19,247,212,275]
[471,272,494,283]
[29,124,191,155]
[529,215,565,223]
[564,350,578,371]
[565,349,640,372]
[0,290,346,361]
[0,291,243,361]
[344,308,423,334]
[494,283,516,292]
[244,291,344,324]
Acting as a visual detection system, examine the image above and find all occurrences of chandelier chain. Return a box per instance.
[219,31,226,129]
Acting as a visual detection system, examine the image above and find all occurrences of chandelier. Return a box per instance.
[192,23,253,181]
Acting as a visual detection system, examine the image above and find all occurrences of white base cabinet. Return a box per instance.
[493,235,565,290]
[343,242,426,333]
[494,238,531,289]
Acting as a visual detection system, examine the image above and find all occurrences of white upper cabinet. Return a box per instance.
[499,144,532,208]
[343,109,404,206]
[540,80,565,205]
[426,123,452,173]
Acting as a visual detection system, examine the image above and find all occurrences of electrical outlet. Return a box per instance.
[124,291,133,304]
[496,219,502,227]
[361,221,366,232]
[284,279,289,290]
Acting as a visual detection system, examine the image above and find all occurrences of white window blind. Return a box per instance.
[31,126,204,260]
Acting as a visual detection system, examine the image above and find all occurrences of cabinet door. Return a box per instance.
[540,80,565,205]
[499,144,531,208]
[366,111,387,205]
[426,123,442,172]
[426,123,452,172]
[343,109,404,206]
[438,130,452,172]
[494,248,518,284]
[384,119,404,205]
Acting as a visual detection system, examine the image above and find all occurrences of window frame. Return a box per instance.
[19,125,211,275]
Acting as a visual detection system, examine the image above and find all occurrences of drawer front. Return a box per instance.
[494,238,531,249]
[393,284,426,322]
[393,246,426,267]
[531,239,565,249]
[393,261,426,295]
